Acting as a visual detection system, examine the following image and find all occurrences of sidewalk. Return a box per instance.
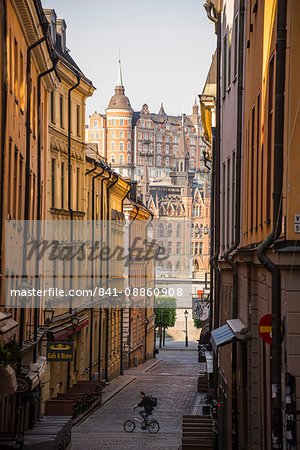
[156,337,198,350]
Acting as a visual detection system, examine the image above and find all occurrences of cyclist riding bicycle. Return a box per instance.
[133,391,154,429]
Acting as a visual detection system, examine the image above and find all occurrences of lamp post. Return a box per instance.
[184,310,189,347]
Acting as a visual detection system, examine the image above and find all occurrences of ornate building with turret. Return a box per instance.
[86,62,206,182]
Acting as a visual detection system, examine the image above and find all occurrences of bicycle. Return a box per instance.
[123,410,160,434]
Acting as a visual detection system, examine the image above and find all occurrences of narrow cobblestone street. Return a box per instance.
[72,349,199,449]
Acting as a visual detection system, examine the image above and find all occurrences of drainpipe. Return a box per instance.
[128,205,139,368]
[222,2,245,448]
[33,56,59,362]
[105,175,119,381]
[89,166,105,380]
[67,73,81,390]
[257,0,287,447]
[120,189,130,376]
[20,33,47,347]
[205,7,221,400]
[99,169,112,378]
[0,0,7,311]
[144,215,153,362]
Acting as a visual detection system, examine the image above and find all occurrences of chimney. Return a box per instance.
[56,19,67,53]
[130,181,137,202]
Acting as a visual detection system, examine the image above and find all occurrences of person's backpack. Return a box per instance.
[148,395,158,408]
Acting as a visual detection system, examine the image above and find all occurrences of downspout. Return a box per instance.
[222,1,245,448]
[89,166,105,380]
[144,215,153,362]
[20,34,47,347]
[120,189,130,376]
[105,174,119,381]
[0,0,7,309]
[99,169,112,378]
[67,73,81,390]
[257,0,287,447]
[128,205,139,368]
[33,56,59,362]
[204,6,221,401]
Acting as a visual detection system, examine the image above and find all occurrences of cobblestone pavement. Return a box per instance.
[72,349,199,449]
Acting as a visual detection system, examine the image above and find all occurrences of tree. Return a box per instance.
[194,319,202,329]
[155,297,177,347]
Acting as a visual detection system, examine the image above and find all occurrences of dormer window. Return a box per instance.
[50,10,57,44]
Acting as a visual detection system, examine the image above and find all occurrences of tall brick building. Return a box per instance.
[86,62,206,181]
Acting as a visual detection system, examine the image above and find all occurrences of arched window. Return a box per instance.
[96,131,100,139]
[176,261,180,269]
[158,224,163,237]
[180,162,183,171]
[167,242,172,254]
[127,154,131,163]
[157,156,161,166]
[111,142,115,151]
[128,141,131,150]
[119,142,124,151]
[200,224,203,237]
[111,154,115,163]
[119,154,124,164]
[157,144,161,154]
[176,223,181,237]
[166,157,169,166]
[176,242,181,254]
[138,142,142,151]
[166,145,169,154]
[168,223,172,236]
[190,159,195,170]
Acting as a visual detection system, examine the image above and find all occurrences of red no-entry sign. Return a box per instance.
[259,314,283,345]
[259,314,272,344]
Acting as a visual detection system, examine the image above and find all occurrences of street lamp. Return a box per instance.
[71,310,79,329]
[43,304,54,327]
[184,310,189,347]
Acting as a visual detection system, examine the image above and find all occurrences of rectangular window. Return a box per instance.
[60,94,64,128]
[227,158,231,246]
[51,91,55,123]
[18,155,23,220]
[222,163,226,247]
[61,162,64,209]
[13,148,18,219]
[14,39,18,98]
[32,86,36,137]
[120,119,124,126]
[234,15,238,79]
[223,36,227,96]
[256,93,260,229]
[76,167,80,210]
[51,158,55,208]
[228,30,232,88]
[7,140,12,217]
[266,56,274,222]
[19,52,24,110]
[77,105,80,136]
[232,152,236,244]
[250,105,255,230]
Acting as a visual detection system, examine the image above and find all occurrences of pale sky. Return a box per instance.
[42,0,216,118]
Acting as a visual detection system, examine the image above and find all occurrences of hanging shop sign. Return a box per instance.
[47,342,73,362]
[193,299,210,321]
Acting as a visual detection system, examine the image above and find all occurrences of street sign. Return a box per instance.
[259,314,283,345]
[47,342,73,362]
[193,299,210,320]
[259,314,272,344]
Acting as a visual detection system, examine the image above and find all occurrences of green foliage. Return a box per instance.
[194,319,202,329]
[0,340,21,368]
[155,297,177,329]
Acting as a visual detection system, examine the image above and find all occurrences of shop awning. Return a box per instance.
[210,324,235,353]
[47,315,89,341]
